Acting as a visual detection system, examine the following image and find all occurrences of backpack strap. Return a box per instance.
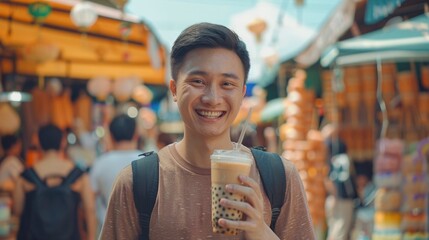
[250,148,286,231]
[62,167,85,186]
[132,152,159,240]
[22,167,84,187]
[21,168,45,188]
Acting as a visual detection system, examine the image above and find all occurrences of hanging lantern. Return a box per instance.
[87,76,112,101]
[21,40,60,63]
[0,103,21,135]
[247,18,267,43]
[132,84,153,105]
[138,107,157,130]
[113,76,140,102]
[70,1,98,31]
[46,78,63,96]
[28,2,52,23]
[119,21,132,40]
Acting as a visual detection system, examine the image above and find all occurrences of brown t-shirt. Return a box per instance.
[100,143,315,239]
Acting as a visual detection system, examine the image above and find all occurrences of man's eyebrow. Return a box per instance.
[187,70,208,76]
[222,73,240,80]
[187,70,240,80]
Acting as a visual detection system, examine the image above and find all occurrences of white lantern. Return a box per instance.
[113,76,140,102]
[132,84,153,105]
[87,76,112,101]
[46,78,63,96]
[70,1,98,30]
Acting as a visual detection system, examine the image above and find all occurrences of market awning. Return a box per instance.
[321,13,429,67]
[0,0,167,85]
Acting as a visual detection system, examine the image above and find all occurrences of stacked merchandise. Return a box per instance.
[397,71,422,144]
[321,68,376,163]
[401,138,429,240]
[279,70,328,230]
[373,139,404,240]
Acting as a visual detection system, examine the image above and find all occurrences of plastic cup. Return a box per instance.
[211,149,252,235]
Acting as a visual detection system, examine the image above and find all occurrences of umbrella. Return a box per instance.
[321,13,429,67]
[260,98,287,122]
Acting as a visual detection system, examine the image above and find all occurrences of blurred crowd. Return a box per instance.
[0,114,378,240]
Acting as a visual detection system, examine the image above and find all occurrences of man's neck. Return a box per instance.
[113,141,137,151]
[176,133,233,169]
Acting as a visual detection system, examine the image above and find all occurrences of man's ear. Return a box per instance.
[242,84,247,97]
[169,79,177,102]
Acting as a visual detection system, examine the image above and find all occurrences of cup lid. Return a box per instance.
[210,149,252,164]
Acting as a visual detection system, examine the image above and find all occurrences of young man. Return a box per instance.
[101,22,315,239]
[90,114,142,227]
[13,124,96,240]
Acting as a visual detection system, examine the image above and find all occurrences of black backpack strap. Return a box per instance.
[250,148,286,231]
[62,167,85,186]
[132,152,159,240]
[21,168,45,188]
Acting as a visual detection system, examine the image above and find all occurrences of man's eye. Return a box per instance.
[223,81,235,87]
[192,79,204,84]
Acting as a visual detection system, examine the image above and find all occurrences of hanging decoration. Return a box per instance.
[132,84,153,105]
[148,33,162,69]
[247,18,267,43]
[70,1,98,32]
[46,78,63,96]
[87,76,112,101]
[119,21,132,61]
[113,76,140,102]
[0,103,21,135]
[28,2,52,24]
[119,21,132,41]
[21,40,60,63]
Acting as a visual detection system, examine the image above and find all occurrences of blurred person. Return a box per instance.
[0,134,24,191]
[351,169,375,240]
[322,123,358,240]
[13,124,96,240]
[90,114,141,228]
[100,22,314,239]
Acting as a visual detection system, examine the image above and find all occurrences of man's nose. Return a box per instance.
[201,86,222,105]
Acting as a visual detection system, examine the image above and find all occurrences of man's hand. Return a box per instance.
[218,175,280,240]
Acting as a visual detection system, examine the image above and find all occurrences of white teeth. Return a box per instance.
[197,110,223,118]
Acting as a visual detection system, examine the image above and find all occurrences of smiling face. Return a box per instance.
[170,47,246,140]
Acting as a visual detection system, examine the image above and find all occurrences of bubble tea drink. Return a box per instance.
[211,149,252,235]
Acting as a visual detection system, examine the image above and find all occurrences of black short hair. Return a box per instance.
[38,124,63,151]
[1,134,19,151]
[109,114,136,142]
[326,138,347,156]
[171,22,250,82]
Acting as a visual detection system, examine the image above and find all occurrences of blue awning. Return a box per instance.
[321,13,429,67]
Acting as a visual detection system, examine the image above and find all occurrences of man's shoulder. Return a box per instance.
[112,165,134,188]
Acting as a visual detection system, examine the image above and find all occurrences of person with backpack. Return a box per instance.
[13,124,96,240]
[322,124,358,240]
[100,22,315,240]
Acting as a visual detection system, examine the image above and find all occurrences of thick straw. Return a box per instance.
[235,107,253,150]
